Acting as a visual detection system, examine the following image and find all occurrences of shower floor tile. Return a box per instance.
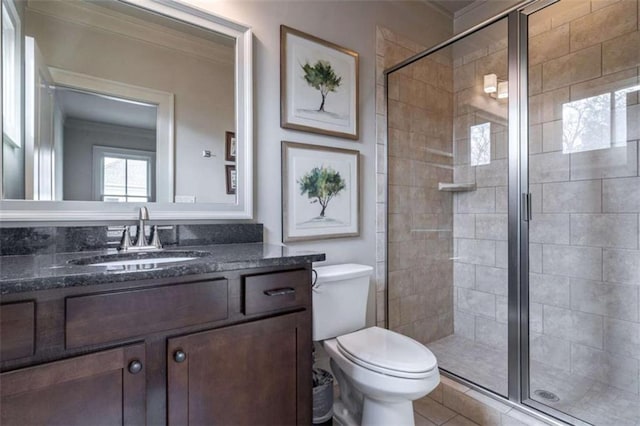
[428,334,508,396]
[428,333,640,426]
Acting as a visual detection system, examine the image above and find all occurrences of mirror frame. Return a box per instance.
[0,0,253,221]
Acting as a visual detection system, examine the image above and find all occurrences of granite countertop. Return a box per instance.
[0,243,325,295]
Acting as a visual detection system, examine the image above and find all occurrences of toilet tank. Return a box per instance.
[312,264,373,341]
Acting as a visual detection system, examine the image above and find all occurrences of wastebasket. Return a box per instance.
[312,368,333,424]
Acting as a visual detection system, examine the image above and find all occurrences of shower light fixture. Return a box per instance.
[497,81,508,99]
[483,73,508,100]
[483,73,497,94]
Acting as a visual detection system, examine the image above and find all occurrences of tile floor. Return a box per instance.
[428,334,640,426]
[413,375,555,426]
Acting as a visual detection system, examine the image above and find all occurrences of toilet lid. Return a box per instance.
[336,327,437,379]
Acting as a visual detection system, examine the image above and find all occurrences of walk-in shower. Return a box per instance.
[386,0,640,424]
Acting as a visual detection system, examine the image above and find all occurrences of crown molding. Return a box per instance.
[418,0,454,18]
[454,0,489,19]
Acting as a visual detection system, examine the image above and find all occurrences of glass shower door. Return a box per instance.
[526,1,640,424]
[386,17,510,397]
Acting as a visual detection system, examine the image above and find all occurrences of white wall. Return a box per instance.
[181,0,452,325]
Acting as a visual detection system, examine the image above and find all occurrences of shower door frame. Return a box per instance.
[384,1,592,424]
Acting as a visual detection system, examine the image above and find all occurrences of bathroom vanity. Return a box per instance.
[0,236,324,426]
[0,0,320,422]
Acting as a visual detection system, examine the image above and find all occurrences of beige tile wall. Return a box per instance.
[379,27,456,345]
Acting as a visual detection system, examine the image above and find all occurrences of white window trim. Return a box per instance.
[2,0,22,148]
[92,145,155,202]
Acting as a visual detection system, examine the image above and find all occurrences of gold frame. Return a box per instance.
[281,141,360,242]
[280,26,359,140]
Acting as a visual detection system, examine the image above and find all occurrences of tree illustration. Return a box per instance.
[298,166,346,217]
[301,60,342,112]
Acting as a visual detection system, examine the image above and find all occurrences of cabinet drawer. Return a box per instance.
[244,269,309,315]
[0,301,35,361]
[66,279,228,348]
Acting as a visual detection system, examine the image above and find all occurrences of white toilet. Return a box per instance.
[312,264,440,426]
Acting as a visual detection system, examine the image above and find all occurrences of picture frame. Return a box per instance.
[282,141,359,242]
[225,131,236,162]
[225,165,236,195]
[280,26,359,140]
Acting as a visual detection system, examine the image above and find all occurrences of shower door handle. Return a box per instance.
[522,193,532,222]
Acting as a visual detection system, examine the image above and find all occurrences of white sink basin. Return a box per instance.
[90,257,196,267]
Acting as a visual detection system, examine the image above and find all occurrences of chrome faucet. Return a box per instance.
[134,206,150,248]
[118,207,162,251]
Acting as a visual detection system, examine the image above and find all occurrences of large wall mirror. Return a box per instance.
[1,0,252,221]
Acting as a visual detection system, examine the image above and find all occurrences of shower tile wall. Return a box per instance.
[451,31,510,354]
[387,44,455,344]
[376,27,429,330]
[527,0,640,400]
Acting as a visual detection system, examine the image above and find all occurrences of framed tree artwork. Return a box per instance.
[282,141,359,242]
[280,26,359,140]
[225,165,236,195]
[225,131,236,161]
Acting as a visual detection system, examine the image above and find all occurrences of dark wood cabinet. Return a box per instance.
[0,301,35,361]
[168,311,311,426]
[0,265,313,426]
[0,343,146,426]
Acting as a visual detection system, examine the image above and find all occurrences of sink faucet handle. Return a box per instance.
[150,225,163,249]
[119,227,133,251]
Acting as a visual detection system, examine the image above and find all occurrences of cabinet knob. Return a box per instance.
[174,350,187,363]
[128,360,143,374]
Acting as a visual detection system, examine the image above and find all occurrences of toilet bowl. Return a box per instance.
[324,327,439,425]
[312,264,440,426]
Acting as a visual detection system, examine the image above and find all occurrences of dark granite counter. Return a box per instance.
[0,243,325,295]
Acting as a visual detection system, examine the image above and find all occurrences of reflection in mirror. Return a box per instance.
[2,0,238,204]
[562,85,640,154]
[59,89,158,202]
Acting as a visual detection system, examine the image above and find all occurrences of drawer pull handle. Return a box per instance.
[128,360,143,374]
[174,350,187,363]
[263,287,296,297]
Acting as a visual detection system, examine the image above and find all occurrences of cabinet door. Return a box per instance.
[1,343,146,426]
[168,311,311,426]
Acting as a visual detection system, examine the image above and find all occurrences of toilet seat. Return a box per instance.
[336,327,437,379]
